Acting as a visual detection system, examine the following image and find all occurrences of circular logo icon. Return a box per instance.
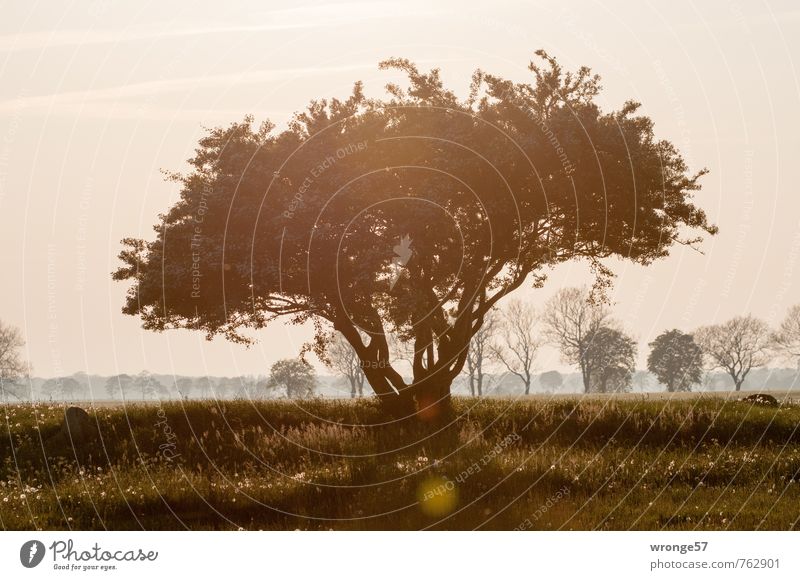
[19,540,46,568]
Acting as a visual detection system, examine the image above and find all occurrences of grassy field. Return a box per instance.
[2,394,800,530]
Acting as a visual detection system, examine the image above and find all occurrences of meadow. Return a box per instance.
[2,394,800,530]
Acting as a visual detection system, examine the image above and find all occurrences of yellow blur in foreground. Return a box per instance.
[417,476,458,517]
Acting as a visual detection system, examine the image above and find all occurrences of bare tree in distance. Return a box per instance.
[771,304,800,371]
[695,315,771,391]
[327,334,366,398]
[0,320,28,400]
[492,300,540,395]
[463,312,499,397]
[542,287,612,393]
[582,326,637,393]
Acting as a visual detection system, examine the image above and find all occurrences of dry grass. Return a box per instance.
[2,395,800,530]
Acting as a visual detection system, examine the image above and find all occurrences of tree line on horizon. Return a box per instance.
[2,291,800,401]
[324,287,800,397]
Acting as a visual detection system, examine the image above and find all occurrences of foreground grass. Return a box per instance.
[2,395,800,530]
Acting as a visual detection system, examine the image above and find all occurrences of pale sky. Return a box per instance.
[1,0,799,378]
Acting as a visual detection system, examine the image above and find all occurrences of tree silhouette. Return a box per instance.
[539,370,563,393]
[493,300,540,394]
[771,304,800,370]
[647,329,703,392]
[113,52,716,417]
[542,287,611,393]
[0,320,28,400]
[175,377,195,399]
[696,316,771,391]
[327,334,366,398]
[583,326,637,393]
[463,312,498,397]
[268,359,316,399]
[41,377,82,401]
[104,373,133,399]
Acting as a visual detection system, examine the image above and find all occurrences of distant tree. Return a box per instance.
[702,371,729,392]
[0,320,28,400]
[583,326,637,393]
[41,376,82,400]
[327,334,366,398]
[113,52,717,417]
[104,373,134,399]
[493,300,541,395]
[463,312,498,396]
[647,329,703,392]
[253,376,271,398]
[237,375,264,398]
[175,377,195,399]
[216,377,241,399]
[268,359,316,399]
[695,315,771,391]
[542,287,611,393]
[631,370,655,392]
[193,376,214,399]
[539,370,563,393]
[771,304,800,370]
[133,371,167,400]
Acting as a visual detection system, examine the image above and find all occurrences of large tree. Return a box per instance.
[695,316,771,391]
[113,52,716,417]
[647,329,703,392]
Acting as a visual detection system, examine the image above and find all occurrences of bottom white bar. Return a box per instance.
[1,531,796,579]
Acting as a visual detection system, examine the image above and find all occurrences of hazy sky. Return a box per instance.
[1,0,799,378]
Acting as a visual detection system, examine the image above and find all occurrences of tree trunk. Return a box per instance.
[413,376,453,423]
[368,375,455,422]
[580,360,591,394]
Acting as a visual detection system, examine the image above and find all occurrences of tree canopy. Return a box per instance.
[583,326,637,393]
[647,329,703,392]
[113,52,716,417]
[267,359,316,399]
